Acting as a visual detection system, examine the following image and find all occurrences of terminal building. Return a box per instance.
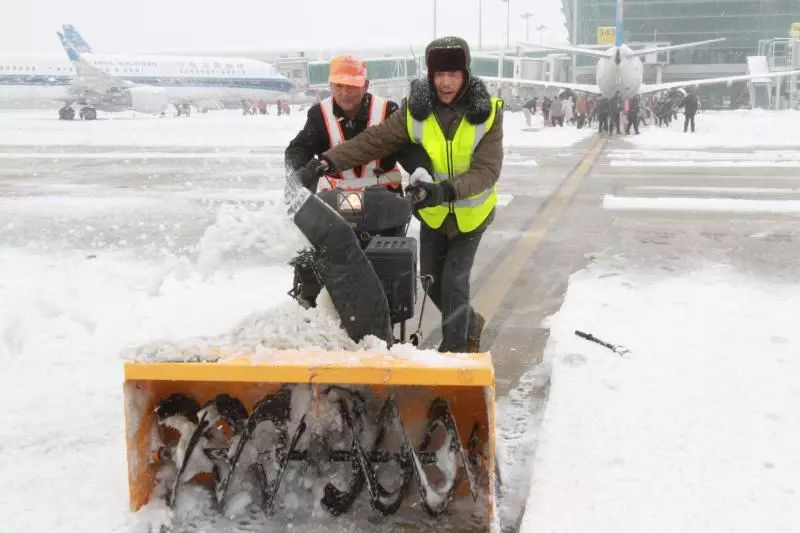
[196,1,799,109]
[561,0,800,108]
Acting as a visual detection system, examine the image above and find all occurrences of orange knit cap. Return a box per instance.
[328,55,367,87]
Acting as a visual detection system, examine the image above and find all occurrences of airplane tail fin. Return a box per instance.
[62,24,92,54]
[57,32,81,62]
[615,0,624,47]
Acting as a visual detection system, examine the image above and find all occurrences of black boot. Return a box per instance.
[467,312,486,353]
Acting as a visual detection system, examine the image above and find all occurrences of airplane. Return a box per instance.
[0,24,293,119]
[484,0,800,99]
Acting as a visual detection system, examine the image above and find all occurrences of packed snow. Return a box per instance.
[0,108,307,147]
[519,262,800,533]
[627,109,800,149]
[603,195,800,214]
[3,105,798,533]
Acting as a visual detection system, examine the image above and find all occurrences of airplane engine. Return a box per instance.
[125,87,169,114]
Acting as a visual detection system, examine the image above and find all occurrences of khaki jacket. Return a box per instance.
[323,78,503,235]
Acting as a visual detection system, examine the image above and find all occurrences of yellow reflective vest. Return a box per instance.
[406,96,501,233]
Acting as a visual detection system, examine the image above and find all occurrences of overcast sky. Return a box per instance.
[2,0,567,56]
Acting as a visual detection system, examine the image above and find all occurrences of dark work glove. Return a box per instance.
[295,157,331,192]
[407,180,455,209]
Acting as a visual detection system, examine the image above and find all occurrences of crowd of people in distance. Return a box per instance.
[241,98,294,116]
[520,87,701,135]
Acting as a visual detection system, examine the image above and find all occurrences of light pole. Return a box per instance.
[478,0,483,50]
[536,24,547,45]
[521,12,534,43]
[500,0,510,49]
[571,0,578,82]
[433,0,438,40]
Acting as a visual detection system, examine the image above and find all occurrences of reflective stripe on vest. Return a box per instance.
[405,96,502,233]
[318,95,400,191]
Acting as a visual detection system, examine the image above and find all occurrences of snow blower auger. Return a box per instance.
[123,170,496,529]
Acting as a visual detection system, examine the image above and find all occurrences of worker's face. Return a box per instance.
[331,82,368,114]
[433,71,464,105]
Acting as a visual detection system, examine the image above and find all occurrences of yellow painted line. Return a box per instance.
[474,137,607,323]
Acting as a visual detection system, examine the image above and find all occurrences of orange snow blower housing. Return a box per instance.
[123,170,497,529]
[123,351,495,526]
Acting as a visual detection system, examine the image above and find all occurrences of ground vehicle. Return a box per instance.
[122,170,496,530]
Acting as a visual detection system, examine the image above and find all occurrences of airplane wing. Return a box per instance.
[57,32,130,93]
[640,68,800,95]
[481,76,603,95]
[626,38,726,58]
[517,42,612,59]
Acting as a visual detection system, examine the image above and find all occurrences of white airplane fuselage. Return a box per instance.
[595,45,643,99]
[0,52,292,109]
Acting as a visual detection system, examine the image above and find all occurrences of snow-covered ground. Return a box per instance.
[2,107,797,532]
[0,108,306,148]
[0,107,596,150]
[504,111,596,148]
[627,109,800,149]
[519,262,800,533]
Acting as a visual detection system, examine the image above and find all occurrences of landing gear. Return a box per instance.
[58,105,75,121]
[176,103,192,117]
[79,107,97,120]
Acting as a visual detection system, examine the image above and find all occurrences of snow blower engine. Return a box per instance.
[289,182,421,344]
[122,169,496,530]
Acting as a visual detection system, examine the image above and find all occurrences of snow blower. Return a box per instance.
[123,170,496,529]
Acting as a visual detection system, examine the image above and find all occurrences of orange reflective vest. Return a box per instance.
[318,95,402,191]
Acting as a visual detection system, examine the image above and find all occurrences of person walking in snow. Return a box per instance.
[575,94,588,129]
[542,97,551,123]
[297,36,503,353]
[625,94,641,135]
[563,95,574,126]
[522,96,537,127]
[609,92,622,136]
[681,88,699,133]
[550,96,565,127]
[596,96,610,133]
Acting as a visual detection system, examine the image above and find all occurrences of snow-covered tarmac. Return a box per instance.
[1,108,799,532]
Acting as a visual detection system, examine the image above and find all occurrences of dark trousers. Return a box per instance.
[610,114,621,135]
[420,224,483,352]
[684,113,696,132]
[625,113,639,134]
[598,114,608,132]
[552,116,564,127]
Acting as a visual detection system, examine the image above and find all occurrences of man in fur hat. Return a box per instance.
[298,36,504,353]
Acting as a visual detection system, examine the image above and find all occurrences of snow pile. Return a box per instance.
[520,263,800,533]
[0,246,293,532]
[196,197,307,272]
[629,109,800,149]
[504,110,596,148]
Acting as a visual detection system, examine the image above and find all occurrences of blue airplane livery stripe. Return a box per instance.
[0,74,292,92]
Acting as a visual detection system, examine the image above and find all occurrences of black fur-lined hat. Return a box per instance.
[425,36,471,82]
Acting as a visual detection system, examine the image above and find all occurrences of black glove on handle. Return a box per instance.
[408,181,455,210]
[296,157,332,192]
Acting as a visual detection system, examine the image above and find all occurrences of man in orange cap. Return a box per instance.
[286,55,429,309]
[286,54,407,193]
